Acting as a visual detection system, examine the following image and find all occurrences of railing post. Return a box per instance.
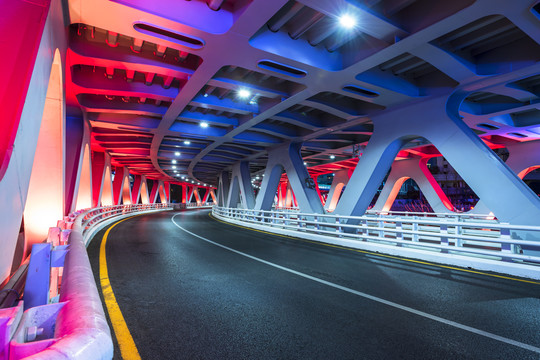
[455,217,462,247]
[412,216,419,242]
[396,221,403,247]
[440,222,449,254]
[500,224,514,262]
[378,214,384,239]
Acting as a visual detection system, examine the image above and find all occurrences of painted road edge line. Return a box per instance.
[100,216,142,360]
[172,213,540,355]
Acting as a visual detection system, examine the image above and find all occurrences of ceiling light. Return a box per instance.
[238,89,251,99]
[200,122,209,128]
[330,155,336,159]
[171,159,177,164]
[183,140,191,145]
[339,14,357,29]
[303,162,307,165]
[172,165,177,169]
[175,151,181,156]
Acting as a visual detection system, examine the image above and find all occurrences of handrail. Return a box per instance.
[212,206,540,278]
[5,203,172,359]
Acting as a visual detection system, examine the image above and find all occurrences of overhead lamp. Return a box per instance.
[330,155,336,159]
[172,165,177,169]
[339,14,357,29]
[175,151,181,156]
[183,140,191,145]
[171,159,177,164]
[238,89,251,99]
[197,182,200,185]
[303,162,307,165]
[200,122,209,128]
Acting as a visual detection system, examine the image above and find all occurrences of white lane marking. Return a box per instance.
[171,213,540,354]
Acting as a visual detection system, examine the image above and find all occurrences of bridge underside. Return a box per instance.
[2,0,540,294]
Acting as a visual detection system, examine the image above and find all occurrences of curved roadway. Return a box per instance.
[88,209,540,359]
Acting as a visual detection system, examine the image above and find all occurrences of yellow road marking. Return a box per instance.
[209,213,540,285]
[100,216,142,360]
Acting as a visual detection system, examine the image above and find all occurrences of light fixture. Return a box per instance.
[339,14,357,29]
[183,140,191,145]
[330,155,336,159]
[171,159,177,164]
[174,151,181,156]
[303,162,307,165]
[172,165,177,169]
[203,93,209,97]
[197,182,200,185]
[238,89,251,99]
[200,122,209,128]
[181,176,185,179]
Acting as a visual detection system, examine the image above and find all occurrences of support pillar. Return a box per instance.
[335,94,540,226]
[217,171,230,206]
[255,142,323,213]
[112,167,131,205]
[372,157,453,213]
[324,170,351,212]
[227,161,255,208]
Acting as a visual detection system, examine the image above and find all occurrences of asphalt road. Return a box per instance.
[87,209,540,359]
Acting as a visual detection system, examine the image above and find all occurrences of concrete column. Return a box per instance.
[372,157,453,213]
[312,174,324,206]
[112,167,131,205]
[202,188,210,203]
[209,189,217,203]
[469,140,540,214]
[334,132,405,218]
[227,161,255,208]
[74,133,92,210]
[140,176,149,204]
[217,171,230,206]
[194,187,202,204]
[255,142,323,213]
[24,50,65,251]
[335,94,540,226]
[131,175,142,204]
[181,183,188,204]
[65,115,88,213]
[324,170,351,212]
[163,182,170,203]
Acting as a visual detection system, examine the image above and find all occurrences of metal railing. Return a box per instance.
[2,203,172,359]
[212,206,540,267]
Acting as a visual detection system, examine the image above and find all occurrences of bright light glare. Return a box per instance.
[175,151,181,156]
[200,122,209,128]
[183,140,191,145]
[171,159,177,164]
[339,14,357,29]
[330,155,336,159]
[238,89,251,99]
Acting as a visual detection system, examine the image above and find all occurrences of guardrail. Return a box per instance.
[1,203,171,359]
[212,206,540,279]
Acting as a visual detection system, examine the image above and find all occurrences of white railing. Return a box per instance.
[212,206,540,272]
[78,203,170,243]
[186,202,213,208]
[3,203,172,359]
[365,209,495,221]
